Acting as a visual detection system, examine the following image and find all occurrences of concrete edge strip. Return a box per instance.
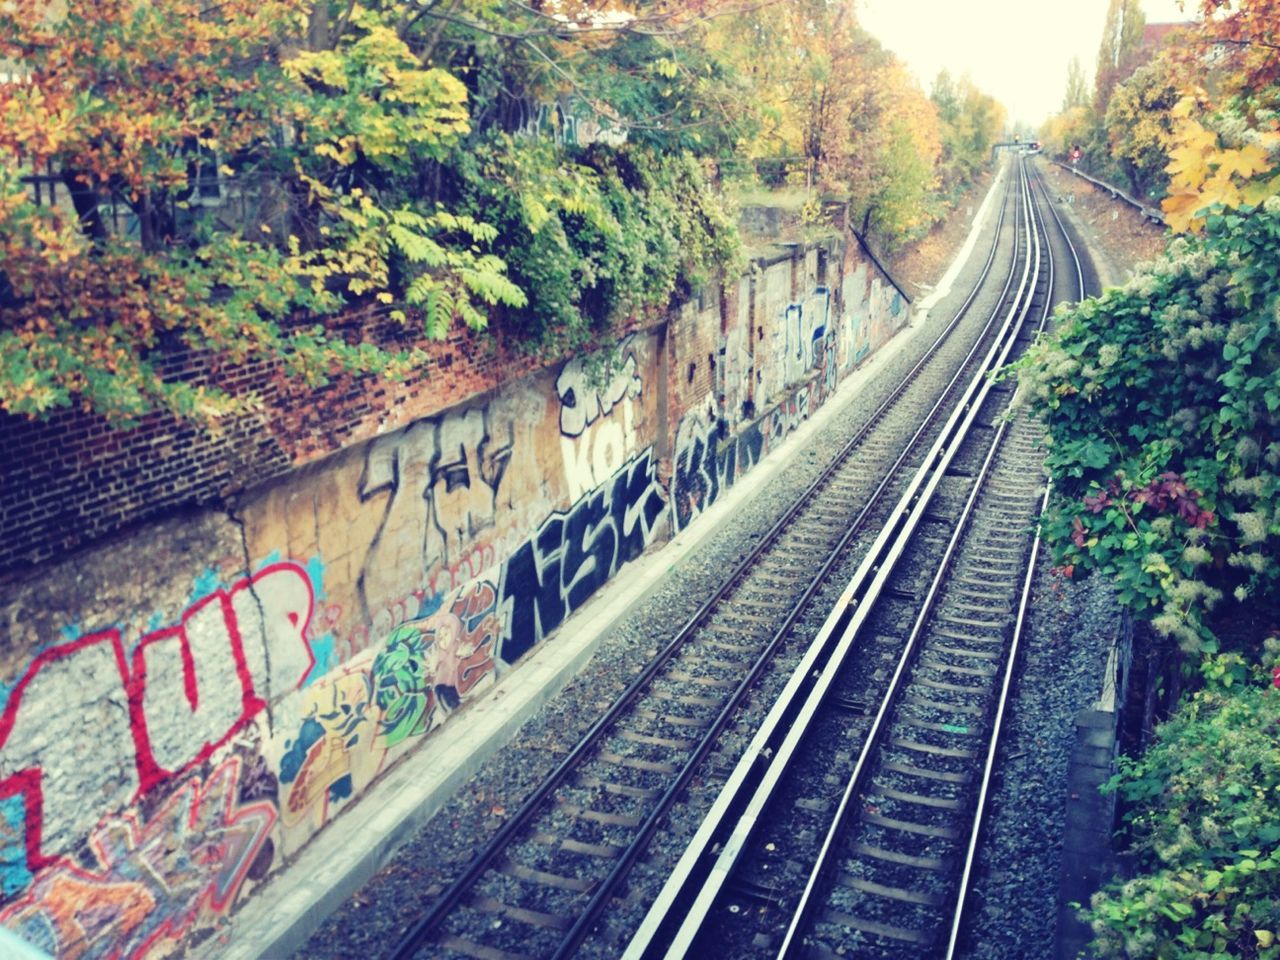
[202,190,1007,960]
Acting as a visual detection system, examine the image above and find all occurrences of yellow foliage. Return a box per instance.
[1163,96,1280,232]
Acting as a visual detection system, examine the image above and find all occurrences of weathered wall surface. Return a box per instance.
[0,231,906,958]
[671,241,906,533]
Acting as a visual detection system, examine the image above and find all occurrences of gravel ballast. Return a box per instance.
[961,565,1120,959]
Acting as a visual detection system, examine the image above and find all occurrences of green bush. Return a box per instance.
[1018,202,1280,649]
[1088,668,1280,958]
[451,137,738,352]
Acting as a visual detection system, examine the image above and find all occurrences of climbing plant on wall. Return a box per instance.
[1020,201,1280,649]
[0,0,997,424]
[0,0,753,423]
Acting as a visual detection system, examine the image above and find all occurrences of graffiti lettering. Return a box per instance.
[556,336,642,438]
[499,450,666,665]
[673,372,831,533]
[0,563,313,872]
[356,385,552,639]
[0,757,275,960]
[839,265,905,372]
[512,97,628,148]
[558,336,645,500]
[783,287,830,386]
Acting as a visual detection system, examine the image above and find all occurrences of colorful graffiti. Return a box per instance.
[371,581,499,746]
[672,379,825,533]
[0,757,275,959]
[277,667,373,831]
[277,580,501,832]
[0,239,915,958]
[782,287,830,387]
[673,286,839,532]
[357,390,548,640]
[511,96,628,148]
[0,562,313,876]
[499,450,666,665]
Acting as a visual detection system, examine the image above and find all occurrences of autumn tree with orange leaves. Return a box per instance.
[1159,0,1280,230]
[1,0,999,423]
[703,0,976,250]
[0,0,527,421]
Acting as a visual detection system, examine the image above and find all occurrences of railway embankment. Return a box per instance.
[1021,158,1280,959]
[1037,160,1164,284]
[0,158,1161,959]
[284,159,1138,960]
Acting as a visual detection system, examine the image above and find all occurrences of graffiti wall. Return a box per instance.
[0,513,289,958]
[673,240,907,532]
[0,226,908,958]
[837,261,907,373]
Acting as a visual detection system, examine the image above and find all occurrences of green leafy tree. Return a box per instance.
[931,71,1005,202]
[1094,0,1147,115]
[0,0,1000,424]
[1104,55,1181,200]
[0,0,522,422]
[450,137,737,351]
[1063,56,1090,112]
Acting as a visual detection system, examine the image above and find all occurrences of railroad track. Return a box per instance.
[620,157,1087,960]
[384,160,1043,960]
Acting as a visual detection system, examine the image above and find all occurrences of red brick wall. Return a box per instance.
[0,363,288,576]
[0,238,859,579]
[0,307,667,578]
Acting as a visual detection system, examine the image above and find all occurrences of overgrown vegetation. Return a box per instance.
[1040,0,1280,214]
[1091,665,1280,958]
[1020,2,1280,953]
[1021,204,1280,649]
[0,0,1002,424]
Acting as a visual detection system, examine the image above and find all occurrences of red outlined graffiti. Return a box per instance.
[0,632,136,874]
[0,757,275,960]
[0,562,312,875]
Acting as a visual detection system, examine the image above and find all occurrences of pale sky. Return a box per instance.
[859,0,1195,128]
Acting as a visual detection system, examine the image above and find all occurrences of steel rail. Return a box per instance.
[1031,160,1086,301]
[940,155,1090,960]
[772,156,1043,960]
[621,158,1040,960]
[385,163,1018,960]
[940,158,1058,958]
[544,174,1030,960]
